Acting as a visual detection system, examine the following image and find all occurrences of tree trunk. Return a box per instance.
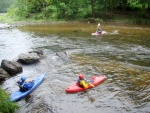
[91,0,95,17]
[122,0,127,13]
[142,2,146,11]
[108,0,111,11]
[148,2,150,11]
[112,0,114,10]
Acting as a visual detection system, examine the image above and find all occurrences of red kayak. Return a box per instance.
[65,75,106,93]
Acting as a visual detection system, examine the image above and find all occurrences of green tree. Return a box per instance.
[0,0,14,13]
[6,0,150,21]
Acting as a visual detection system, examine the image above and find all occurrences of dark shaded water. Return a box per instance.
[0,23,150,113]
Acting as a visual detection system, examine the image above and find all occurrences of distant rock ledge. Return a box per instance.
[0,23,18,29]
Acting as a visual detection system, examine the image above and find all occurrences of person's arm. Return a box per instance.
[23,83,29,90]
[80,80,88,89]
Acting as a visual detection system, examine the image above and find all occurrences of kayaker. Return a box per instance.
[97,23,102,34]
[17,76,34,92]
[77,73,94,89]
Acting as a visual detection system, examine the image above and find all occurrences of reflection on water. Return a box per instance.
[0,23,150,113]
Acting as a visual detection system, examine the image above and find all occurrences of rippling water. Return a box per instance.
[0,23,150,113]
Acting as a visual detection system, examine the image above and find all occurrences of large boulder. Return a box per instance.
[0,68,10,83]
[17,52,41,64]
[1,60,23,75]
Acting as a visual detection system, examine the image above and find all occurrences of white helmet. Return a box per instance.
[98,23,100,27]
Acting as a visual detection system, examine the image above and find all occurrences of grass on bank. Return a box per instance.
[0,87,19,113]
[0,13,63,24]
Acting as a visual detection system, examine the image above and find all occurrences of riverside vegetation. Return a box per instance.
[0,0,150,25]
[0,87,19,113]
[0,0,150,112]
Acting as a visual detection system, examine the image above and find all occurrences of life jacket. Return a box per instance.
[77,79,84,88]
[98,28,102,34]
[17,80,26,92]
[17,80,34,92]
[17,80,25,88]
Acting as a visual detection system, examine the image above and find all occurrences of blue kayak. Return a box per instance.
[10,72,46,101]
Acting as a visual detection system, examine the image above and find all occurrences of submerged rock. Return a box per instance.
[28,50,43,57]
[1,60,22,75]
[56,51,69,61]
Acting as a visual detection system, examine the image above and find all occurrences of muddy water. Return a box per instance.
[1,23,150,113]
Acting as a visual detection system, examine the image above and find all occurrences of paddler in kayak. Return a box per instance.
[77,73,94,89]
[97,23,102,34]
[17,76,34,92]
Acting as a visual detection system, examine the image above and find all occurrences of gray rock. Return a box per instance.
[0,23,11,29]
[17,52,41,64]
[29,50,43,57]
[1,60,23,75]
[0,68,10,83]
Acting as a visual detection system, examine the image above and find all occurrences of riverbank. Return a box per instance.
[0,87,19,113]
[0,13,150,29]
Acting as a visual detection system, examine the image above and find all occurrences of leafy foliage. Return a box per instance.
[0,0,14,13]
[0,87,19,113]
[5,0,150,21]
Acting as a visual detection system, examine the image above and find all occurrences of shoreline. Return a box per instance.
[0,12,150,28]
[0,17,150,29]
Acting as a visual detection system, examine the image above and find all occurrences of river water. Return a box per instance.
[0,23,150,113]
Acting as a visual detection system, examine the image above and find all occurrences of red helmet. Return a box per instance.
[79,74,84,79]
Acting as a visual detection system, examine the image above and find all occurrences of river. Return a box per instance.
[0,22,150,113]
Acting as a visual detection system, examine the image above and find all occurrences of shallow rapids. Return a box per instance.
[0,23,150,113]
